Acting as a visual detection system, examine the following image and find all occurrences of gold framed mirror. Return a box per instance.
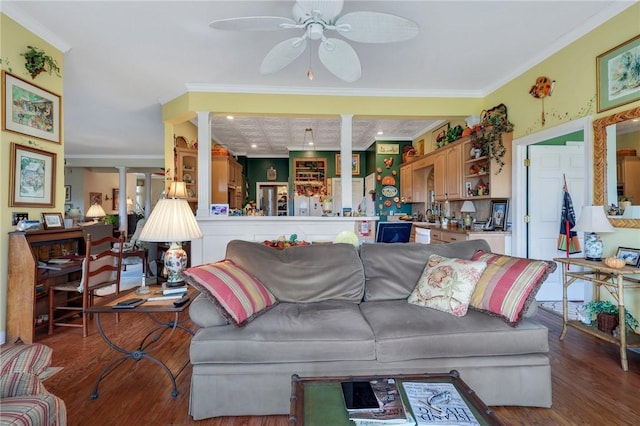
[593,106,640,228]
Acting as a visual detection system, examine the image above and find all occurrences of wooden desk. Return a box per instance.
[554,257,640,371]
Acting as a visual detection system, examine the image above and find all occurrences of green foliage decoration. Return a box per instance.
[470,115,514,174]
[21,46,61,79]
[584,300,639,332]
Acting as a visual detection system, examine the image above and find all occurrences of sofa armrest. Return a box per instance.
[0,343,52,377]
[188,294,229,328]
[0,372,44,398]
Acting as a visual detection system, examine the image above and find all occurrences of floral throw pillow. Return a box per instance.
[408,254,487,317]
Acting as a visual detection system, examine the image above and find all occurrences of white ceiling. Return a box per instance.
[3,1,630,160]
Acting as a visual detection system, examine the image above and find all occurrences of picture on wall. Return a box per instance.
[597,34,640,112]
[90,192,102,206]
[335,154,360,175]
[65,185,71,201]
[2,71,61,143]
[9,143,56,207]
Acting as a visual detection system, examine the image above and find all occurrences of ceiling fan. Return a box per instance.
[209,0,419,83]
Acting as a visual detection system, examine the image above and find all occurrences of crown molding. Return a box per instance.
[1,3,71,53]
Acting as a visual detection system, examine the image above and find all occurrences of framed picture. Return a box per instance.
[376,144,399,155]
[490,199,509,231]
[9,143,56,207]
[2,71,61,143]
[335,153,360,175]
[90,192,102,206]
[596,35,640,112]
[112,188,120,211]
[210,204,229,216]
[41,212,64,230]
[64,185,71,201]
[615,247,640,267]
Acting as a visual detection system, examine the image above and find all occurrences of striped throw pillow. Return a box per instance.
[470,251,556,326]
[181,260,278,328]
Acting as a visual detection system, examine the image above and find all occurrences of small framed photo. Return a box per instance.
[64,185,71,201]
[490,199,509,231]
[210,204,229,216]
[41,212,64,230]
[615,247,640,267]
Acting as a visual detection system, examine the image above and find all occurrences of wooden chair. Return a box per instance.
[48,234,124,337]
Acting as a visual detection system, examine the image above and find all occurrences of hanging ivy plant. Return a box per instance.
[470,115,514,174]
[21,46,61,79]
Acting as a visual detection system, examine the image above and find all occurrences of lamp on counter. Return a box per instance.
[126,197,134,213]
[85,203,106,223]
[572,206,616,261]
[139,182,202,285]
[460,201,476,229]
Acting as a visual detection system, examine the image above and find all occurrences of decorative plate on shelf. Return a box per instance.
[183,173,193,183]
[187,188,195,198]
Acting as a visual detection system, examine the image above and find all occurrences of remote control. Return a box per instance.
[113,298,144,309]
[173,296,190,307]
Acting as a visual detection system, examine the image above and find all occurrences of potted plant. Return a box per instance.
[21,46,61,79]
[584,300,639,334]
[470,115,513,174]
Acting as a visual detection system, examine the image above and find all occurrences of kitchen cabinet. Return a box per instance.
[617,156,640,203]
[176,147,198,209]
[400,163,413,202]
[212,156,244,209]
[434,142,462,201]
[461,132,512,199]
[7,228,87,343]
[293,158,326,196]
[428,227,509,254]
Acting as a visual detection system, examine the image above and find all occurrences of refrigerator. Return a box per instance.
[257,183,288,216]
[294,195,323,216]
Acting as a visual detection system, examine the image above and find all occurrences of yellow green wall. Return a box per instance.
[1,14,65,342]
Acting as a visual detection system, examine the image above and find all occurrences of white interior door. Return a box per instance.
[332,178,364,215]
[529,142,586,301]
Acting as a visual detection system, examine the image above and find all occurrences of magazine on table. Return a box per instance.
[402,382,480,426]
[346,379,412,424]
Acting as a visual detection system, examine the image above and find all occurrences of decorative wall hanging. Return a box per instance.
[597,34,640,112]
[529,76,555,125]
[2,71,61,143]
[21,46,60,79]
[267,166,277,180]
[9,143,56,208]
[376,144,399,155]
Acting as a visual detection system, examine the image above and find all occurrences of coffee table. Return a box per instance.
[289,370,503,425]
[86,285,197,399]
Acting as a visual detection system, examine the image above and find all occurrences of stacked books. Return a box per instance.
[147,286,188,301]
[342,379,415,425]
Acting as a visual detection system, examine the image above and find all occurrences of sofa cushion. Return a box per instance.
[361,240,491,301]
[190,301,376,364]
[181,260,278,328]
[0,343,52,377]
[470,251,557,326]
[224,240,365,303]
[408,255,487,316]
[359,300,549,363]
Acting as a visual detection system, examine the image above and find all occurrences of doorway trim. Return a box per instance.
[511,117,592,257]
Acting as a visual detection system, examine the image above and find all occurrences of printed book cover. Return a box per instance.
[402,382,480,426]
[348,379,409,424]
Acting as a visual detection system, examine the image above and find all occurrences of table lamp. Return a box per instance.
[460,201,476,229]
[139,182,202,285]
[622,205,640,218]
[572,206,615,261]
[86,203,106,223]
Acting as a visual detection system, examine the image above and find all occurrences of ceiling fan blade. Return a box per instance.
[209,16,296,31]
[318,38,361,82]
[335,12,419,43]
[260,37,308,74]
[294,0,344,22]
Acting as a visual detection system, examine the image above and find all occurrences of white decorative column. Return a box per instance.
[197,111,213,217]
[144,172,152,218]
[117,166,127,234]
[340,114,353,213]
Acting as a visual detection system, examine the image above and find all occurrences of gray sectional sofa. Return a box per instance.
[186,239,552,420]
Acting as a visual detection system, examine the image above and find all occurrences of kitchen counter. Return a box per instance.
[410,223,511,254]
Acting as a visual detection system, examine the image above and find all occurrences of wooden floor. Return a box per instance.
[35,307,640,426]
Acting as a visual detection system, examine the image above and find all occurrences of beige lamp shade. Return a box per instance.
[166,181,189,199]
[86,203,106,219]
[572,206,615,233]
[139,198,202,243]
[622,205,640,219]
[460,200,476,213]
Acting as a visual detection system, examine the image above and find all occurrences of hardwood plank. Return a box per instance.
[35,308,640,425]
